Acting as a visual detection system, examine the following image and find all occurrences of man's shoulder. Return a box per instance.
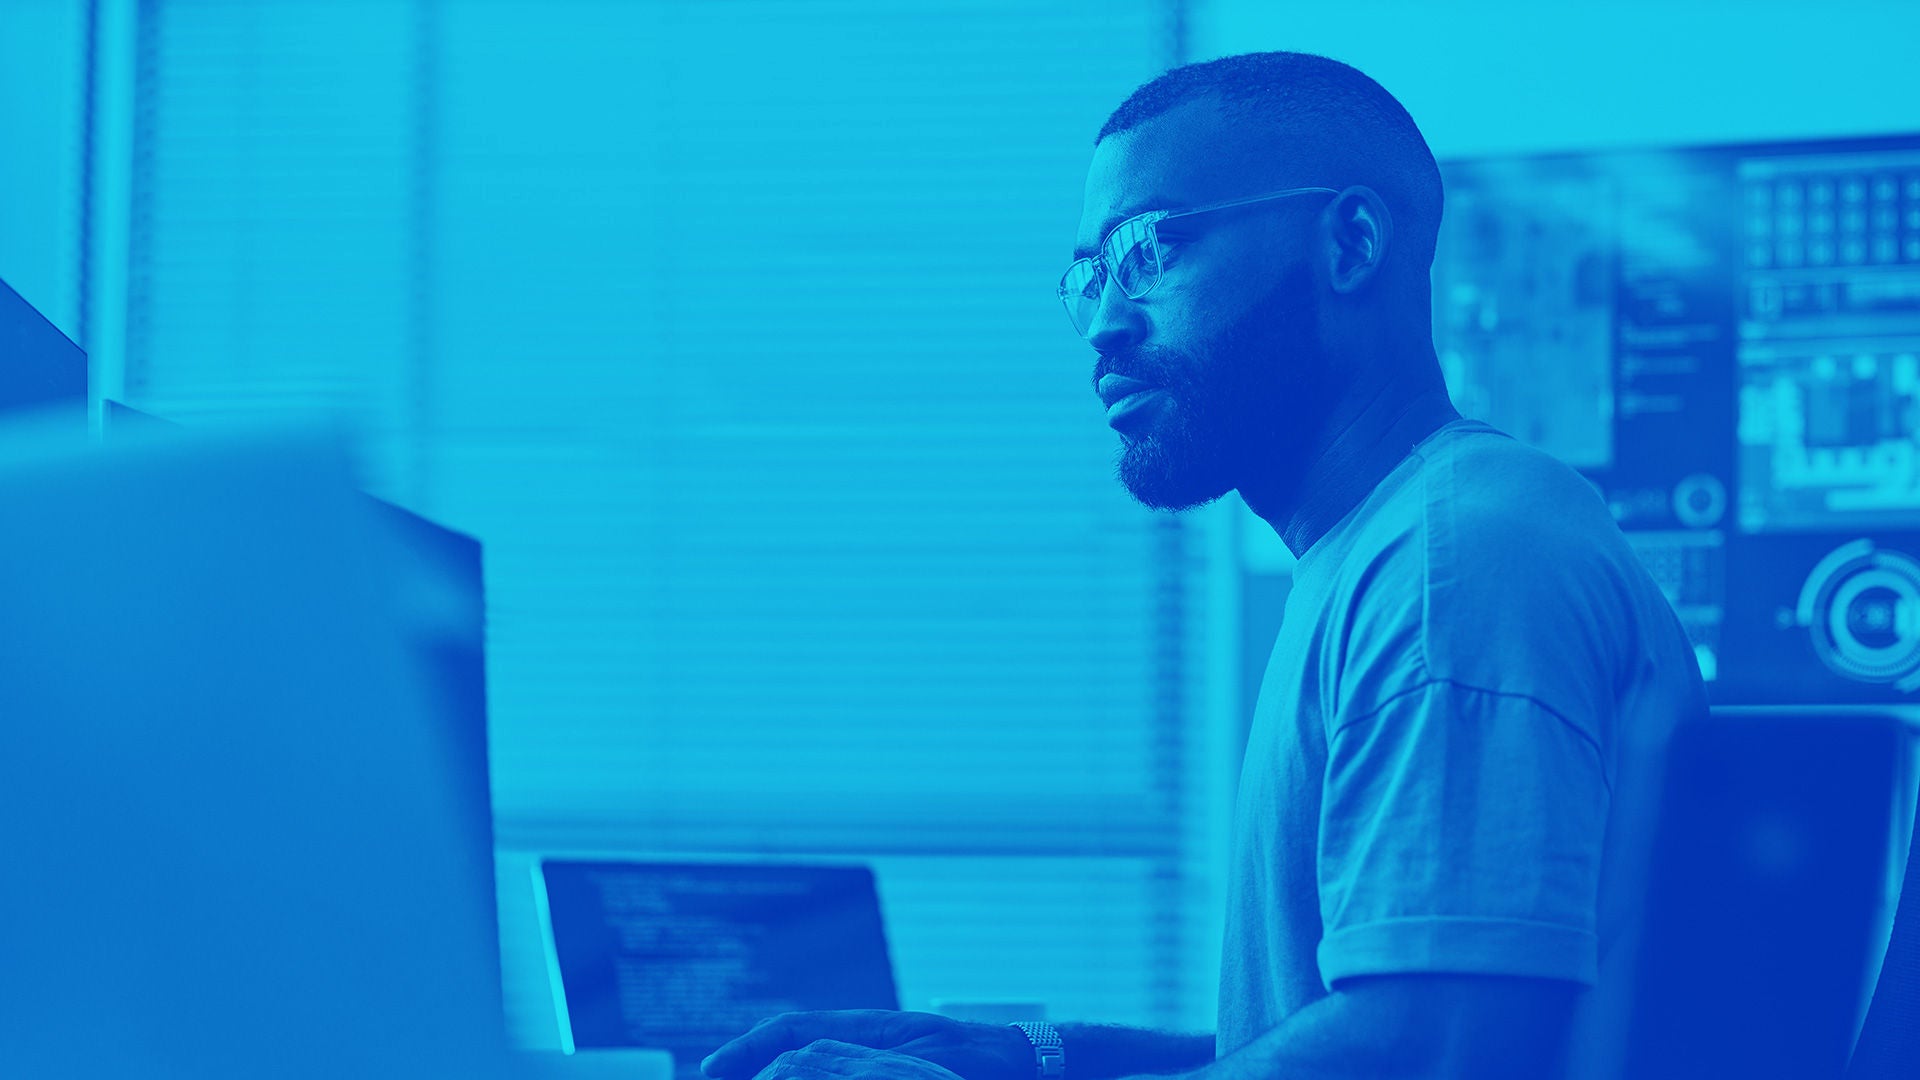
[1303,422,1702,756]
[1418,423,1613,536]
[1338,421,1622,581]
[1333,422,1667,699]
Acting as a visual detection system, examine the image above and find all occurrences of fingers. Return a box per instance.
[748,1041,877,1080]
[703,1012,896,1078]
[703,1014,804,1079]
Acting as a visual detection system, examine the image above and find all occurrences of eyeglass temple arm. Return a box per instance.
[1159,186,1341,223]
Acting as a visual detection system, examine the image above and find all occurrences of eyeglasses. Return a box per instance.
[1058,186,1338,338]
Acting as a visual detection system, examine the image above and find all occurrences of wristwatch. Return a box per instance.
[1009,1021,1065,1080]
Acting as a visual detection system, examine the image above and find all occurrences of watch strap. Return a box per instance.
[1009,1021,1065,1080]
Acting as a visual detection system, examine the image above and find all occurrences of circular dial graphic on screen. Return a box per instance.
[1672,473,1727,530]
[1794,539,1920,690]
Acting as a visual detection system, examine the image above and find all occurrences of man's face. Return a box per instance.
[1073,103,1333,511]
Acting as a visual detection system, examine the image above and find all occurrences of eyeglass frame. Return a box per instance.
[1058,185,1340,336]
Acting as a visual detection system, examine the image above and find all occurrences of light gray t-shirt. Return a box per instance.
[1217,420,1706,1075]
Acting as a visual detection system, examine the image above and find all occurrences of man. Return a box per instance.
[702,51,1705,1080]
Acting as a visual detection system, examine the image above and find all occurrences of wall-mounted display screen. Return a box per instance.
[1435,134,1920,703]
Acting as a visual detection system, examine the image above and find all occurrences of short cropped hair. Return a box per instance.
[1098,51,1445,273]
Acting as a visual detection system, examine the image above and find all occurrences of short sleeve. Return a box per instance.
[1314,678,1610,987]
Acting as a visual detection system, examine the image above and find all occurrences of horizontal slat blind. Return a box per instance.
[127,0,421,498]
[0,0,87,344]
[124,0,1216,1037]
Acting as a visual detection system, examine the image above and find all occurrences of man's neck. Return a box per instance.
[1243,380,1462,559]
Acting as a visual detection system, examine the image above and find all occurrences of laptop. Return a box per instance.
[537,860,899,1075]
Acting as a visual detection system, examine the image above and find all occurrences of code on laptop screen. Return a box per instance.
[540,860,899,1073]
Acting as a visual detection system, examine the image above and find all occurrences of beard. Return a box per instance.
[1101,264,1327,512]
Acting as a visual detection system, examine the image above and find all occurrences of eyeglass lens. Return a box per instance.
[1060,218,1162,337]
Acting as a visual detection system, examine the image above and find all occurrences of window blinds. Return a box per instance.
[122,0,1219,1036]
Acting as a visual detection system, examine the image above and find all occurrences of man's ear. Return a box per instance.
[1326,186,1393,296]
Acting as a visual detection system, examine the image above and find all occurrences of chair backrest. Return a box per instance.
[1618,710,1904,1080]
[1848,736,1920,1079]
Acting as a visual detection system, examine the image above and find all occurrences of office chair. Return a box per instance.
[1848,748,1920,1079]
[1619,710,1903,1079]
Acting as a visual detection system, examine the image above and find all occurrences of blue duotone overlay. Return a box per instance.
[0,0,1917,1067]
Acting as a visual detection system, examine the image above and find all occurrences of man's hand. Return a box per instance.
[702,1011,1032,1080]
[744,1040,969,1080]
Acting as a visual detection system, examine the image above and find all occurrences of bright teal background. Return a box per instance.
[2,0,1918,1048]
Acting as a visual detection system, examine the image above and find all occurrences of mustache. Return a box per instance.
[1092,346,1184,394]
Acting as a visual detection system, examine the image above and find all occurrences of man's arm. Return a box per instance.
[702,1011,1211,1080]
[1054,1024,1214,1078]
[735,974,1576,1080]
[1172,974,1578,1080]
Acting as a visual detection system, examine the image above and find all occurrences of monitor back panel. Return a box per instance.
[0,423,514,1079]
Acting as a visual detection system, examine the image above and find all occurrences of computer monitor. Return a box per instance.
[0,420,515,1078]
[0,275,86,420]
[537,860,899,1075]
[96,399,503,1012]
[1434,132,1920,704]
[104,397,177,432]
[367,494,500,1000]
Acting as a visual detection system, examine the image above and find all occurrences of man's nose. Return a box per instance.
[1083,275,1150,354]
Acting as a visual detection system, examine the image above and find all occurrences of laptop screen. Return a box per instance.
[538,860,899,1072]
